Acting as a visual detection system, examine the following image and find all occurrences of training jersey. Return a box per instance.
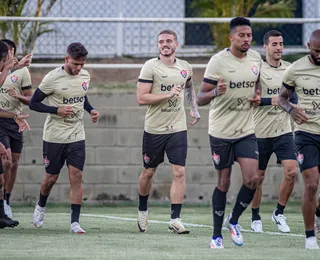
[283,55,320,135]
[0,67,32,114]
[203,48,261,139]
[254,60,292,138]
[138,57,192,134]
[38,66,90,143]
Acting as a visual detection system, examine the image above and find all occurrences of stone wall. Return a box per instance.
[12,93,305,204]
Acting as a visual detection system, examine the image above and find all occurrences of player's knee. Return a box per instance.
[0,175,4,188]
[305,182,318,197]
[70,170,82,183]
[257,171,265,185]
[244,174,259,189]
[141,168,155,180]
[2,159,12,169]
[284,167,297,183]
[43,174,58,187]
[217,178,231,192]
[11,161,19,171]
[172,167,185,180]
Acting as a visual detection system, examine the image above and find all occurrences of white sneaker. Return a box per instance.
[4,200,12,218]
[70,222,86,234]
[168,218,190,234]
[32,201,45,228]
[210,237,224,249]
[272,211,290,233]
[305,236,319,249]
[137,210,148,233]
[315,216,320,240]
[224,213,243,246]
[251,220,263,232]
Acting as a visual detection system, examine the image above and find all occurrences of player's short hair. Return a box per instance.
[158,29,178,41]
[67,42,88,59]
[0,40,8,61]
[263,30,283,45]
[229,17,251,32]
[1,39,16,55]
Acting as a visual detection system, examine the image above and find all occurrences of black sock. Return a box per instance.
[171,204,182,219]
[71,204,81,224]
[230,185,256,224]
[275,203,285,216]
[5,193,11,205]
[212,187,227,239]
[0,200,5,217]
[306,229,315,238]
[38,192,49,207]
[138,194,149,211]
[252,207,261,221]
[316,207,320,217]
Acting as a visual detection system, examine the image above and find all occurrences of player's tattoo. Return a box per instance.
[185,80,200,118]
[278,85,294,113]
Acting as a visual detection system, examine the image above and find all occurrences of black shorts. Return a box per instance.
[0,118,23,153]
[43,140,86,174]
[142,130,188,168]
[209,134,258,170]
[257,132,296,171]
[295,131,320,172]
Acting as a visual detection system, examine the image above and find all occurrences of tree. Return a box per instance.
[0,0,60,54]
[191,0,297,50]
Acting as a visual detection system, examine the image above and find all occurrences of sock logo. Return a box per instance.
[214,210,224,217]
[240,201,249,208]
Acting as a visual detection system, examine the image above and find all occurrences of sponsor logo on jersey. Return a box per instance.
[63,96,85,104]
[230,81,255,89]
[303,87,320,96]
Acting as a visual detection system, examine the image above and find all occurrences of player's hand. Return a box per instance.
[249,89,261,107]
[8,88,21,99]
[15,114,30,132]
[17,54,33,68]
[189,109,201,126]
[290,107,308,125]
[167,85,182,98]
[90,109,100,123]
[0,142,8,160]
[4,49,18,70]
[213,76,227,97]
[57,106,73,117]
[271,96,278,106]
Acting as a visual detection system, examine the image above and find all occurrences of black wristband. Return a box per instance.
[288,107,294,114]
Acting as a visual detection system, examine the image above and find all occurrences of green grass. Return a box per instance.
[0,203,318,259]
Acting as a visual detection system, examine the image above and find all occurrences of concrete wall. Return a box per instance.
[12,93,305,204]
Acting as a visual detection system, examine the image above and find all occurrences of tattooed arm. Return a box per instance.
[185,79,201,126]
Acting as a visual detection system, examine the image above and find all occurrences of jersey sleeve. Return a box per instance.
[38,73,55,95]
[203,55,221,85]
[21,68,32,90]
[138,61,154,83]
[282,64,295,90]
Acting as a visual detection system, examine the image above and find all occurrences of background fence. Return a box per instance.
[1,0,320,58]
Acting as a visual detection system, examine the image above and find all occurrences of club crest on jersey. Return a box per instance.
[143,153,150,164]
[296,152,304,165]
[82,82,88,91]
[212,153,220,165]
[11,75,18,83]
[43,156,50,167]
[180,70,187,78]
[251,65,259,75]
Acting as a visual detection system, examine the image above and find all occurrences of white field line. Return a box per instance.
[79,213,305,238]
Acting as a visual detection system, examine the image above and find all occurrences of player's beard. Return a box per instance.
[238,43,250,53]
[309,52,320,65]
[160,47,175,57]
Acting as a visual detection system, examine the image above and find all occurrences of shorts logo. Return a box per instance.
[11,75,18,83]
[212,152,220,165]
[180,70,187,78]
[251,65,259,75]
[82,82,88,91]
[143,153,150,164]
[296,152,304,165]
[43,156,50,168]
